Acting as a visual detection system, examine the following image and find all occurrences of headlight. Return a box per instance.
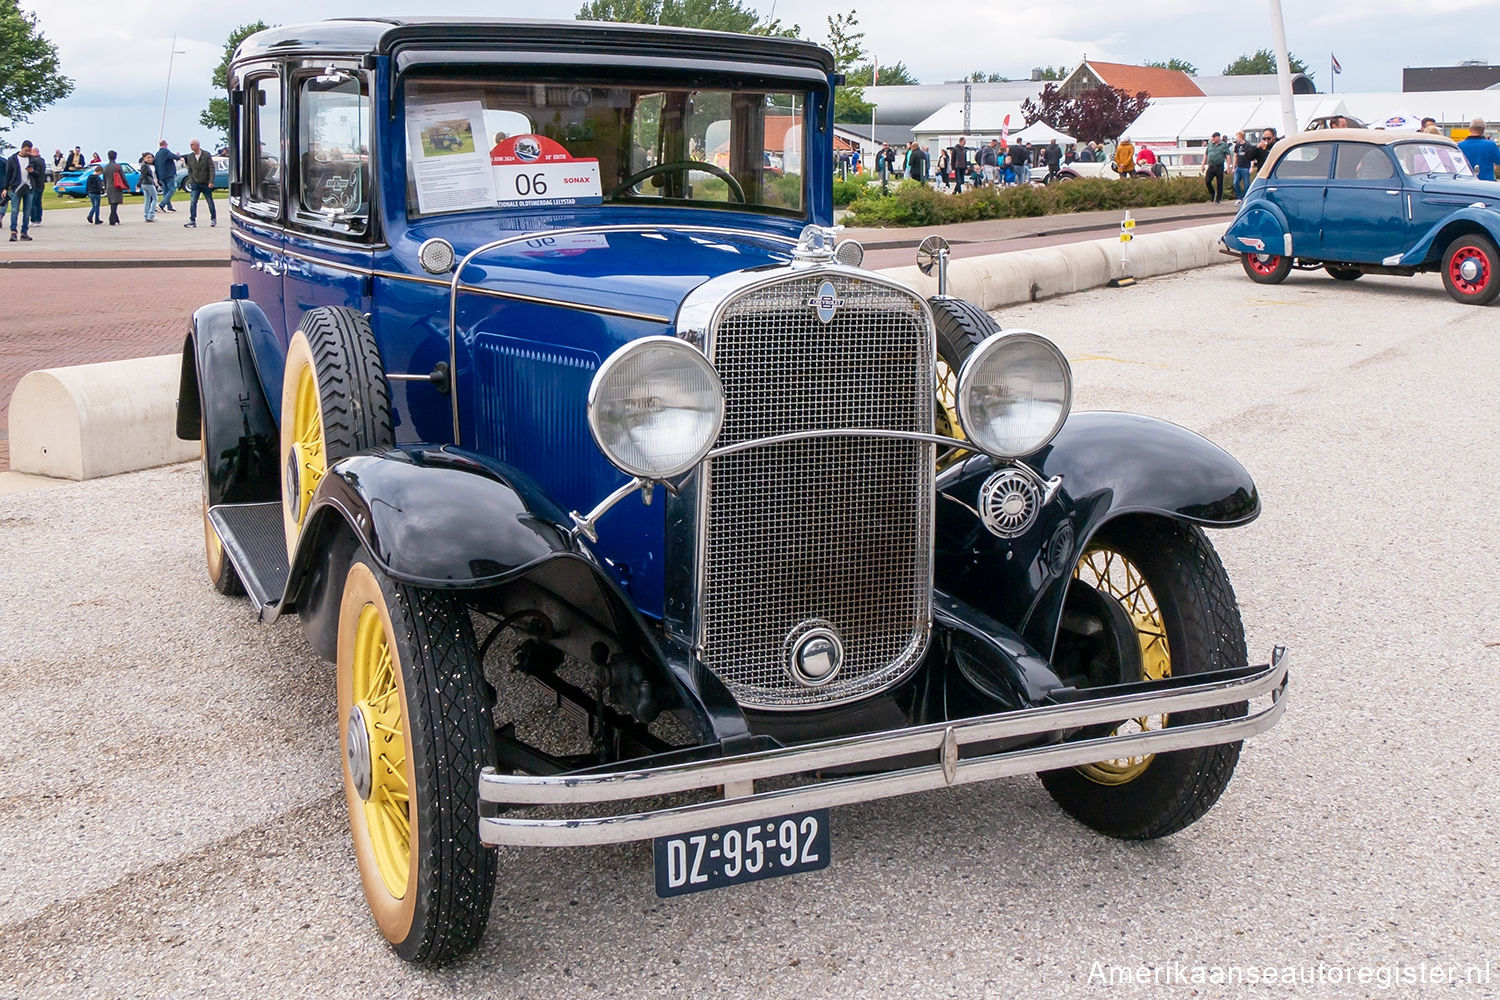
[956,331,1072,459]
[588,336,725,479]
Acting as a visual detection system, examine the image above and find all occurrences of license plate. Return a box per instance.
[653,809,830,898]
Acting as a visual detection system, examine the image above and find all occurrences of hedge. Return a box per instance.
[842,176,1213,227]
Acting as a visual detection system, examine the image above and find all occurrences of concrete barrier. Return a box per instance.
[876,221,1228,308]
[8,354,195,480]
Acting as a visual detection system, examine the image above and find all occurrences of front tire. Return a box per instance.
[929,296,999,461]
[1441,233,1499,305]
[337,553,497,964]
[1241,252,1292,284]
[1041,518,1248,840]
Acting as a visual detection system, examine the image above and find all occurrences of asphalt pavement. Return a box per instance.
[4,265,1499,999]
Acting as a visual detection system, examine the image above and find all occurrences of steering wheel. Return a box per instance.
[609,160,745,202]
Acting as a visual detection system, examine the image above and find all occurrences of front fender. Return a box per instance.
[1397,207,1500,268]
[177,299,279,506]
[936,411,1259,659]
[1222,199,1290,257]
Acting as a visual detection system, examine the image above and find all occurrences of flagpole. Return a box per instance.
[1266,0,1299,137]
[159,34,188,142]
[1330,53,1335,94]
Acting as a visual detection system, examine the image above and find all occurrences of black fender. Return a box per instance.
[936,410,1259,660]
[176,299,279,506]
[280,445,737,744]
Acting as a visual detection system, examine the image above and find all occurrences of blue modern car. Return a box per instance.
[53,163,142,197]
[180,18,1288,963]
[1222,129,1500,304]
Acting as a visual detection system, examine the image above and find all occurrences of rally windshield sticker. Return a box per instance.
[490,135,603,209]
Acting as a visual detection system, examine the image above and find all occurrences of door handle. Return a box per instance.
[1385,190,1399,195]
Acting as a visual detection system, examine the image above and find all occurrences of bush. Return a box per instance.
[843,176,1211,227]
[833,176,876,207]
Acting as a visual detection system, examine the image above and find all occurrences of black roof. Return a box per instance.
[233,17,835,74]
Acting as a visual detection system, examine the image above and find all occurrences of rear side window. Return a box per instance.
[296,71,370,233]
[1334,144,1394,181]
[1273,143,1333,180]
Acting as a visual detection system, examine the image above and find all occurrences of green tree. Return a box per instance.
[846,62,918,87]
[1145,58,1198,75]
[1036,65,1069,81]
[825,12,870,123]
[965,71,1009,83]
[1224,47,1309,77]
[198,21,270,140]
[0,0,73,142]
[577,0,797,36]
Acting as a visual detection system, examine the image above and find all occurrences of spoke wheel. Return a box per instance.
[279,307,394,560]
[929,297,1000,468]
[1041,518,1248,840]
[1241,252,1291,284]
[1071,547,1171,785]
[337,555,496,964]
[1442,234,1499,305]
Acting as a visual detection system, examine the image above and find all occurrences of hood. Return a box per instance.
[1417,177,1500,206]
[421,226,797,322]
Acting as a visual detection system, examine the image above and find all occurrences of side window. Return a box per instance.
[296,71,370,232]
[1273,143,1334,180]
[1334,144,1394,181]
[245,75,282,214]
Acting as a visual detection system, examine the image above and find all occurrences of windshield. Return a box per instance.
[1394,143,1474,177]
[403,76,807,219]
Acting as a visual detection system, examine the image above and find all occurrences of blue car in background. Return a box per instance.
[1222,129,1500,304]
[53,156,231,198]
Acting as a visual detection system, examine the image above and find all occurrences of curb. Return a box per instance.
[5,224,1227,485]
[874,222,1227,309]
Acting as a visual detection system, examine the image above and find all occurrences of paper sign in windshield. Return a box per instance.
[491,135,602,209]
[407,98,497,214]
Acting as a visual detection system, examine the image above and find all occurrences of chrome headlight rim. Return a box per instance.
[955,330,1073,460]
[587,335,726,480]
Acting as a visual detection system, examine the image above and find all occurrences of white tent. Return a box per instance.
[910,101,1030,142]
[1125,95,1346,146]
[1012,121,1075,144]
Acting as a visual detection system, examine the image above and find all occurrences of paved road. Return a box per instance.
[0,268,229,470]
[3,265,1499,999]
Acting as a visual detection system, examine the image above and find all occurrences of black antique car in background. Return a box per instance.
[180,18,1288,963]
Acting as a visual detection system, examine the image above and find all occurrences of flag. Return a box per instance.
[1331,52,1342,74]
[872,56,879,87]
[1001,113,1011,144]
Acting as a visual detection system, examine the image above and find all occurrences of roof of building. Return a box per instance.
[1068,61,1205,98]
[1194,73,1317,96]
[909,101,1030,137]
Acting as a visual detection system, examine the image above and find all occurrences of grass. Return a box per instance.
[843,176,1213,227]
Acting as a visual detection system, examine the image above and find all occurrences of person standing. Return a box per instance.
[182,138,217,227]
[138,153,159,222]
[3,140,37,240]
[951,137,970,194]
[1202,131,1231,203]
[156,140,180,212]
[100,150,128,225]
[1458,119,1500,181]
[1231,131,1254,202]
[1112,136,1135,177]
[1044,139,1062,182]
[979,139,999,186]
[1010,139,1031,184]
[26,144,46,225]
[85,165,104,224]
[65,146,85,172]
[907,142,928,184]
[936,146,950,191]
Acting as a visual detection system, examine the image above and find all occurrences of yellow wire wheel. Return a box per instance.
[277,308,395,562]
[199,413,244,596]
[335,555,498,962]
[1039,519,1249,841]
[338,560,418,940]
[279,332,329,559]
[1071,545,1171,786]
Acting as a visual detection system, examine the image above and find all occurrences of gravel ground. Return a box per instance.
[2,262,1497,999]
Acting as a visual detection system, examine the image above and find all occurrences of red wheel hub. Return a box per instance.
[1449,246,1491,296]
[1247,253,1282,275]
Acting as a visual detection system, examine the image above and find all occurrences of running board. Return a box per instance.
[208,502,288,613]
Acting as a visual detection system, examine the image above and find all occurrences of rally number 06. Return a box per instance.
[514,172,548,196]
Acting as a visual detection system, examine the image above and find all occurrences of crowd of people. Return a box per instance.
[1,137,223,240]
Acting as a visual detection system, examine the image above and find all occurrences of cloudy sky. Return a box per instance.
[11,0,1499,159]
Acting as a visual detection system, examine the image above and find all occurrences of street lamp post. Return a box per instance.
[159,34,188,142]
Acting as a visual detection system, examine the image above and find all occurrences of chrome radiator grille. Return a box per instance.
[697,273,934,709]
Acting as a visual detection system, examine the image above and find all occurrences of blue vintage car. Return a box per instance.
[53,163,142,197]
[1222,129,1500,304]
[180,18,1287,963]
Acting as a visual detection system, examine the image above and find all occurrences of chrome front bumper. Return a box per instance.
[478,647,1289,847]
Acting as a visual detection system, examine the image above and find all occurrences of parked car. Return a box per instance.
[54,164,143,197]
[1153,148,1205,179]
[1054,157,1157,181]
[182,17,1288,964]
[1221,129,1500,304]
